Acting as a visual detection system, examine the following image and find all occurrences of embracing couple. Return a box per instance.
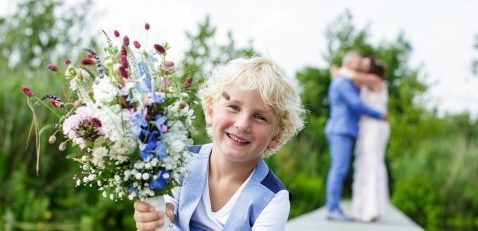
[325,51,390,222]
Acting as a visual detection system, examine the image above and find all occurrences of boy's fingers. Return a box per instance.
[165,203,176,223]
[136,219,164,231]
[134,210,164,223]
[134,201,154,212]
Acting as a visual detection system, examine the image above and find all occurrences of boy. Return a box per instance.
[134,56,305,230]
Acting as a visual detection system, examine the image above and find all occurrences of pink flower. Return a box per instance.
[134,41,141,49]
[48,135,56,144]
[160,61,175,74]
[114,30,120,37]
[183,77,193,90]
[123,36,130,46]
[48,64,58,72]
[119,66,128,78]
[154,44,166,55]
[20,85,34,97]
[145,23,150,30]
[161,125,168,133]
[65,59,71,65]
[88,54,94,59]
[81,58,95,65]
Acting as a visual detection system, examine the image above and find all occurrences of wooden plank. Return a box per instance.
[286,201,425,231]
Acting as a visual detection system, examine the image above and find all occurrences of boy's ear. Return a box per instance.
[205,104,213,126]
[267,127,283,149]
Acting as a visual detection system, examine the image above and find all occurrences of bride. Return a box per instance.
[332,57,390,222]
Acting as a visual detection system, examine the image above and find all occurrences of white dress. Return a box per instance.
[352,82,390,222]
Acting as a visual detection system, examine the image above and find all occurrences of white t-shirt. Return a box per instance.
[164,169,290,231]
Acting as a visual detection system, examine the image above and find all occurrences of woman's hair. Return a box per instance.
[198,56,306,157]
[368,57,387,79]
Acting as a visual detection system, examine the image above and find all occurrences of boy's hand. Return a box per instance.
[134,201,176,231]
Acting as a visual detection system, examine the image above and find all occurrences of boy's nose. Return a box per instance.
[235,115,251,133]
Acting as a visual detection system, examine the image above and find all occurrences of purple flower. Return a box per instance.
[134,41,141,49]
[183,77,193,90]
[118,66,128,78]
[154,44,166,55]
[123,36,130,46]
[114,30,120,37]
[48,64,58,72]
[20,85,34,97]
[81,58,95,65]
[120,55,129,68]
[150,170,170,190]
[145,23,150,30]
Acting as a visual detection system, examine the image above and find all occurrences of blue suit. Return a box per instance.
[175,144,289,231]
[325,76,383,212]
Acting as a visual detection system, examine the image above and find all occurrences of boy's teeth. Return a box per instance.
[229,134,248,143]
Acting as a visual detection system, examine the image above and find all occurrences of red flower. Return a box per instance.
[20,85,34,97]
[145,23,150,30]
[65,59,71,65]
[134,41,141,49]
[81,58,95,65]
[114,30,120,37]
[118,66,128,78]
[48,64,58,72]
[154,44,166,55]
[51,100,60,109]
[120,55,129,68]
[87,54,94,58]
[123,36,130,46]
[183,77,193,90]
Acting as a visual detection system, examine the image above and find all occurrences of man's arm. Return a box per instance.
[338,79,383,119]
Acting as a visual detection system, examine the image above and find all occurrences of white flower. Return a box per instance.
[135,173,142,180]
[88,174,96,181]
[92,147,109,168]
[93,77,119,103]
[142,173,150,180]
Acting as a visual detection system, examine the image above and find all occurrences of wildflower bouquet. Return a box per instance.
[21,23,197,204]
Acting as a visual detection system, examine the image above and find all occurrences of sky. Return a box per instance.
[3,0,478,117]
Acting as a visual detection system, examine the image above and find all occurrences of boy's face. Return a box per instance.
[205,83,281,164]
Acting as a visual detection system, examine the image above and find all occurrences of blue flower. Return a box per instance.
[131,113,148,127]
[154,140,168,159]
[128,186,139,198]
[138,62,149,77]
[150,114,168,135]
[152,92,165,103]
[139,140,156,160]
[149,50,158,62]
[150,170,170,190]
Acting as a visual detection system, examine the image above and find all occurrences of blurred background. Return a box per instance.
[1,0,477,230]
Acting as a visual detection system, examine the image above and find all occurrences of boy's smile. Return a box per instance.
[206,83,281,164]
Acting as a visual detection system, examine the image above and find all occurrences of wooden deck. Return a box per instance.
[286,201,425,231]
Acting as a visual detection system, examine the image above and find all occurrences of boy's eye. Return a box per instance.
[228,105,239,111]
[255,115,266,121]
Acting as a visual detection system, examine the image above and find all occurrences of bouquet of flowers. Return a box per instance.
[21,23,197,203]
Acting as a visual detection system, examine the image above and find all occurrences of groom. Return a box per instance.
[324,51,386,221]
